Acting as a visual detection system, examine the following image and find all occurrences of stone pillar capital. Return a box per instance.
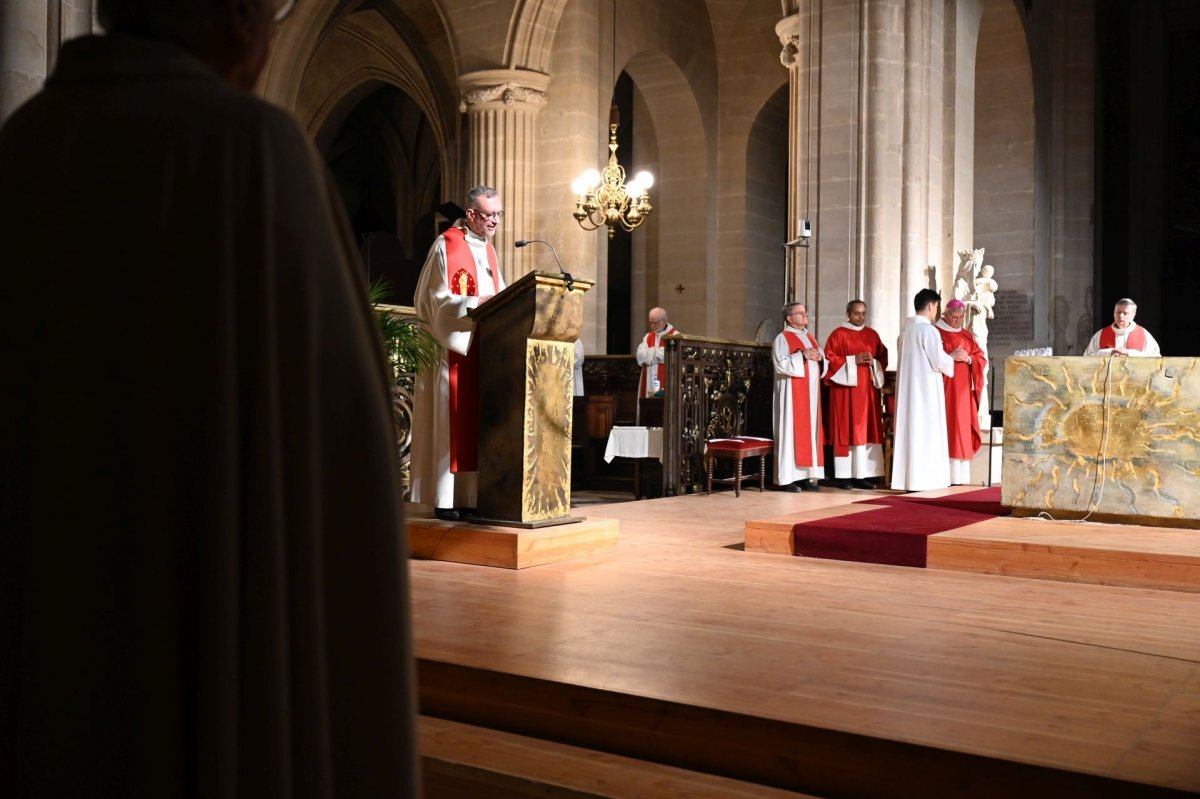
[457,69,550,114]
[775,14,804,68]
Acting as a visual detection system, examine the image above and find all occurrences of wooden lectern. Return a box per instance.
[469,270,593,527]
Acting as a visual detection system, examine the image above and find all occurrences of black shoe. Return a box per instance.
[799,479,821,492]
[434,507,462,521]
[828,478,852,490]
[851,478,878,490]
[778,482,803,493]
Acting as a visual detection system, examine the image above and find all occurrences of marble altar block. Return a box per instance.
[1002,356,1200,528]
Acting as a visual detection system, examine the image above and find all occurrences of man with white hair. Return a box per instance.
[772,302,826,492]
[1084,298,1161,356]
[636,306,679,397]
[0,1,418,795]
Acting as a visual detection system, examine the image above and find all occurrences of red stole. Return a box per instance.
[783,330,824,467]
[638,326,673,397]
[1099,325,1146,351]
[443,227,498,473]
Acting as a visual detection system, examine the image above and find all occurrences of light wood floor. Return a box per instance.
[410,488,1200,796]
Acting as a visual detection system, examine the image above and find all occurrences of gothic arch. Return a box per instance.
[623,50,711,335]
[505,0,570,73]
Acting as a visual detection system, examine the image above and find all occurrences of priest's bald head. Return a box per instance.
[97,0,292,91]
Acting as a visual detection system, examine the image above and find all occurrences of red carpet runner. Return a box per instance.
[791,487,1008,568]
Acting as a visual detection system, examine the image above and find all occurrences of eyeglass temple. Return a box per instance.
[275,0,297,23]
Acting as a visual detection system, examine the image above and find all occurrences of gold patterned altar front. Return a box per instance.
[1002,356,1200,528]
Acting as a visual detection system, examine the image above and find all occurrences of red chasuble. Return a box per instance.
[783,330,824,467]
[1098,325,1147,351]
[443,227,498,472]
[822,325,888,457]
[936,324,986,460]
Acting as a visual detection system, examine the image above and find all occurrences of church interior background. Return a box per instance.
[4,0,1197,376]
[5,2,1200,793]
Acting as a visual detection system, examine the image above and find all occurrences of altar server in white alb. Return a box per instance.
[891,289,962,491]
[1083,298,1160,357]
[772,303,826,492]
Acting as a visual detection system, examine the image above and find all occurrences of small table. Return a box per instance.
[604,426,664,499]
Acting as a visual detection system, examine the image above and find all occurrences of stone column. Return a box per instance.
[458,69,551,285]
[1,1,49,124]
[1,0,94,125]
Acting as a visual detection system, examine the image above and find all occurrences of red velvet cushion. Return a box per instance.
[707,438,769,452]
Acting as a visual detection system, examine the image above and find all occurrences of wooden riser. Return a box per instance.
[420,716,807,798]
[418,660,1179,799]
[409,515,619,569]
[928,517,1200,592]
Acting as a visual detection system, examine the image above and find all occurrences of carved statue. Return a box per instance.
[963,263,998,425]
[953,247,985,302]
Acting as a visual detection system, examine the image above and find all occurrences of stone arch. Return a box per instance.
[505,0,571,72]
[622,49,711,338]
[262,0,458,123]
[740,83,791,341]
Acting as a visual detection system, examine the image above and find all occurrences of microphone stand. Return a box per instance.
[515,239,574,292]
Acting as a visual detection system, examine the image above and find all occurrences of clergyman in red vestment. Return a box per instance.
[935,299,987,485]
[772,302,826,491]
[412,186,507,520]
[823,300,889,489]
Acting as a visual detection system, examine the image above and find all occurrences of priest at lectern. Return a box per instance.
[412,186,507,521]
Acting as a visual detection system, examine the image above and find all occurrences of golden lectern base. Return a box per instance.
[408,514,619,569]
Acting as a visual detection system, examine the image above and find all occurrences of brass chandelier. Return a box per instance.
[571,104,654,238]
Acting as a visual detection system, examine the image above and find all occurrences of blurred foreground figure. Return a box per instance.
[0,1,418,796]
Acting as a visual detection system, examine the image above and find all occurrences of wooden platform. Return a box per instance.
[408,513,619,569]
[411,490,1200,796]
[742,485,1200,593]
[928,516,1200,592]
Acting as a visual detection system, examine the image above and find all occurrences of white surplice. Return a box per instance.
[890,315,956,491]
[772,325,827,484]
[410,224,505,510]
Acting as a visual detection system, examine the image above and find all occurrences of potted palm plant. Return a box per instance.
[368,279,441,496]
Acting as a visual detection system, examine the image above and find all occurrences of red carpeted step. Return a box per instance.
[793,500,1001,568]
[856,486,1009,517]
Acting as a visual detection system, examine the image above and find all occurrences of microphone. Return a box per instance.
[515,238,574,291]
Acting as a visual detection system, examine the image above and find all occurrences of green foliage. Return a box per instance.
[369,278,443,376]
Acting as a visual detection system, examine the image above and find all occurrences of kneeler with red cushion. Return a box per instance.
[705,436,773,497]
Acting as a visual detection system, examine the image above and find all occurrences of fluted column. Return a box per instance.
[776,12,814,308]
[458,69,550,284]
[779,0,953,346]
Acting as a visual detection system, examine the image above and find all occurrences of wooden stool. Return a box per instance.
[705,436,773,496]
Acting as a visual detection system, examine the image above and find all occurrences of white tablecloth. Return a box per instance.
[604,426,664,463]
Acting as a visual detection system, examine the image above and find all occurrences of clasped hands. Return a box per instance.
[792,346,822,361]
[950,346,971,363]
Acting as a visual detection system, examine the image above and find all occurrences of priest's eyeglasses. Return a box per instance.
[469,209,505,221]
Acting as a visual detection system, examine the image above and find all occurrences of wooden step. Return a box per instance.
[927,515,1200,592]
[418,659,1181,798]
[420,716,807,798]
[408,514,619,569]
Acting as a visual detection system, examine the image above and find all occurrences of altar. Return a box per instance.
[1002,355,1200,528]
